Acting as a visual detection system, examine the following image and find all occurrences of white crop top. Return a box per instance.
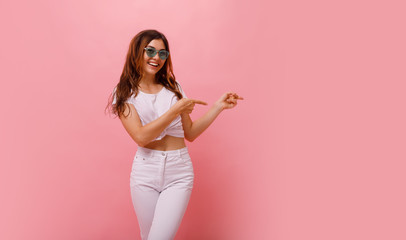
[112,83,188,141]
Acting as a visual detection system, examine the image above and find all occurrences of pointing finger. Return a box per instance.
[191,99,208,105]
[231,93,244,100]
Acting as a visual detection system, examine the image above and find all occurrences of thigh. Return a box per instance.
[130,189,160,240]
[147,188,192,240]
[130,154,161,239]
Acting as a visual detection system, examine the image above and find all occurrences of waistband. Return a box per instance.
[136,146,189,158]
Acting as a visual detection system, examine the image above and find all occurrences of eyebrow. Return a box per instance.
[147,45,166,51]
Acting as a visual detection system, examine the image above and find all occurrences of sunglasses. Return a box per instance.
[144,47,170,60]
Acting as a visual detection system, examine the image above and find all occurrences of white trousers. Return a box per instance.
[130,146,194,240]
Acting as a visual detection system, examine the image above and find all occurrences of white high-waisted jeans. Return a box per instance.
[130,146,194,240]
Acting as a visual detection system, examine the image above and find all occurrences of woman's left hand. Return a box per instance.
[215,92,244,110]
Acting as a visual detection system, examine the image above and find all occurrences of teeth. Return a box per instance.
[148,62,158,66]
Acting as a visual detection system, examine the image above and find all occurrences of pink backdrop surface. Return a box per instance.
[1,0,405,239]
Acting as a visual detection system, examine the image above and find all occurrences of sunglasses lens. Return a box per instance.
[146,48,157,57]
[159,50,169,60]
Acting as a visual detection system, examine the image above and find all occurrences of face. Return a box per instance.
[142,39,167,77]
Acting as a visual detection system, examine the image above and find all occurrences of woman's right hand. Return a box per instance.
[174,98,208,114]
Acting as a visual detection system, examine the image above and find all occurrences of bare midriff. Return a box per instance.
[142,135,186,151]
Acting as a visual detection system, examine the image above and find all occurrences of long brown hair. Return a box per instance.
[106,29,185,119]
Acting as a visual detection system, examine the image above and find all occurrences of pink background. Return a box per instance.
[1,0,405,239]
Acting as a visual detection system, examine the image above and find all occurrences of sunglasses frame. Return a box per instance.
[144,47,170,60]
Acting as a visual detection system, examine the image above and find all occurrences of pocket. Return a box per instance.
[180,153,192,165]
[131,155,144,171]
[134,155,146,163]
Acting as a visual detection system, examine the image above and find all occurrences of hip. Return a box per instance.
[130,146,194,191]
[132,146,194,172]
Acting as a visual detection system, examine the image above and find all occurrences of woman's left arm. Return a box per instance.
[181,92,243,142]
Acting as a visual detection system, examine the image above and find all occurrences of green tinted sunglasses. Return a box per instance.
[144,47,170,60]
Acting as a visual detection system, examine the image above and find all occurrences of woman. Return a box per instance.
[108,29,243,240]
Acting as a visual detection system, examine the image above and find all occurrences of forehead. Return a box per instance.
[146,39,166,50]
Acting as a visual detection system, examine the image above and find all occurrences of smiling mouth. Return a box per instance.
[148,62,159,67]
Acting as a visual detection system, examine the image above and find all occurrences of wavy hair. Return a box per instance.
[106,29,185,119]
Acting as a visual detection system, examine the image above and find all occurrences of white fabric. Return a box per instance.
[130,146,194,239]
[112,83,187,141]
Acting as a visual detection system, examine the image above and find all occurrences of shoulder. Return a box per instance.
[175,81,187,98]
[175,81,183,89]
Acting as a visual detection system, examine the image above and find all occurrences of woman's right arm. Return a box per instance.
[119,98,207,146]
[119,103,180,147]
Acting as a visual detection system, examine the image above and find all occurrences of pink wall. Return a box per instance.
[1,0,405,239]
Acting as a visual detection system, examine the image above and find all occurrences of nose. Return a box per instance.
[152,53,160,61]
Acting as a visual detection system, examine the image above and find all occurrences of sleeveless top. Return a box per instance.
[112,83,187,141]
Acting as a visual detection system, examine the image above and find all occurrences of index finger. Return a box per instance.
[191,99,208,105]
[230,93,244,100]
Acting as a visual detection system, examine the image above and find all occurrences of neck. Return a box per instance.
[140,73,157,86]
